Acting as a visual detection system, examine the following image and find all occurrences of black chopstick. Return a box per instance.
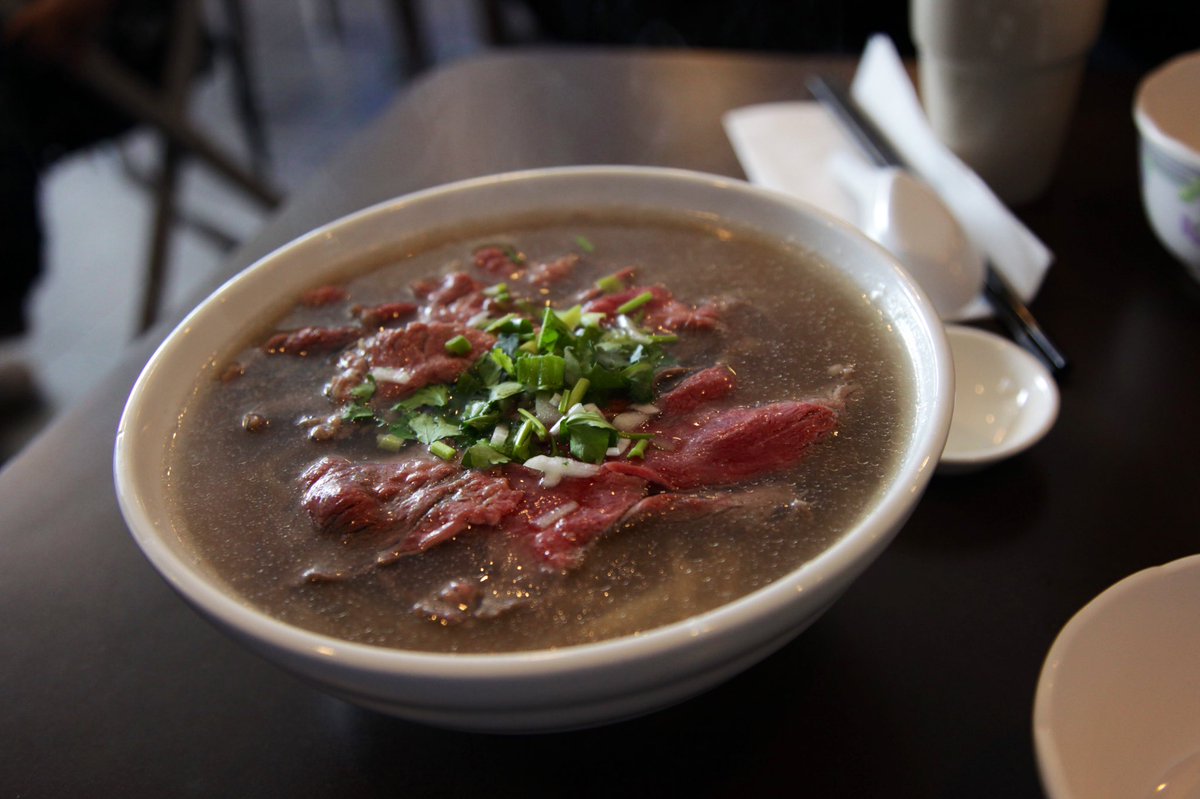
[806,75,1070,377]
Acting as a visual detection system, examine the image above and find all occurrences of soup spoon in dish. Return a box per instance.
[831,153,985,320]
[937,324,1060,473]
[827,161,1059,470]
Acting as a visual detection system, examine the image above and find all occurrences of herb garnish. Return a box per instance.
[342,282,676,469]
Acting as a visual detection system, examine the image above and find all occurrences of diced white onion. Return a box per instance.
[489,424,509,447]
[606,438,632,457]
[549,402,604,437]
[467,311,491,328]
[613,411,648,431]
[532,501,579,529]
[370,367,412,384]
[631,403,659,414]
[523,455,600,487]
[615,315,654,344]
[535,393,563,427]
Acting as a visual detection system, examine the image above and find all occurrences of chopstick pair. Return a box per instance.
[806,75,1070,377]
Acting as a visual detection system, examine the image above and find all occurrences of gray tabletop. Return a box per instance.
[2,49,1197,798]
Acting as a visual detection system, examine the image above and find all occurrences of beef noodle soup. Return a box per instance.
[165,210,912,653]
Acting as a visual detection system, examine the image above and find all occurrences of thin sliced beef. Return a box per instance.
[620,483,811,528]
[583,284,724,332]
[411,272,493,324]
[499,466,649,570]
[526,254,579,285]
[353,301,418,328]
[264,326,362,356]
[300,285,349,307]
[474,247,579,286]
[300,455,524,563]
[658,364,737,415]
[606,398,840,491]
[473,246,521,277]
[329,321,495,402]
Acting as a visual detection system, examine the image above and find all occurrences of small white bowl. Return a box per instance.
[1134,50,1200,278]
[1034,554,1200,799]
[114,166,953,732]
[937,325,1059,474]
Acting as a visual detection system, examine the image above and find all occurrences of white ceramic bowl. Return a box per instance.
[114,166,953,732]
[1134,50,1200,278]
[938,325,1059,474]
[1034,554,1200,799]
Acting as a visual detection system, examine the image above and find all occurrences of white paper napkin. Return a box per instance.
[723,35,1053,318]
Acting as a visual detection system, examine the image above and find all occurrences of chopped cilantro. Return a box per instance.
[409,413,462,445]
[332,243,683,471]
[341,403,376,423]
[348,374,376,402]
[461,442,510,468]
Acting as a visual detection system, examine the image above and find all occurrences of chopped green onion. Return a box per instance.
[376,432,406,452]
[554,304,583,330]
[616,291,655,315]
[628,438,650,459]
[429,441,457,461]
[595,272,626,293]
[483,282,510,300]
[575,235,595,253]
[516,407,549,441]
[515,353,565,391]
[511,418,538,460]
[485,314,533,335]
[341,404,375,423]
[559,377,590,413]
[444,335,472,356]
[580,311,606,329]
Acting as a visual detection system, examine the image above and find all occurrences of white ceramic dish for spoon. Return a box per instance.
[1034,554,1200,799]
[938,324,1059,474]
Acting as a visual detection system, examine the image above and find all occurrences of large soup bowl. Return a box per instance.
[115,166,953,732]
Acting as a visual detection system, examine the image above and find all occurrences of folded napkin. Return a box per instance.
[723,35,1053,319]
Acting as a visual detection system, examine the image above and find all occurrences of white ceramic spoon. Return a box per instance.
[831,153,986,319]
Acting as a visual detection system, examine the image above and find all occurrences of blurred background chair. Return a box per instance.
[71,0,281,331]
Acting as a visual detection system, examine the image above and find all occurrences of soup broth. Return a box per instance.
[166,211,912,653]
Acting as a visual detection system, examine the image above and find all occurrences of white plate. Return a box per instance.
[1034,554,1200,799]
[937,324,1059,473]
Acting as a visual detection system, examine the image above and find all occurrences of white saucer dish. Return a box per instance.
[114,166,953,732]
[1034,554,1200,799]
[938,324,1059,474]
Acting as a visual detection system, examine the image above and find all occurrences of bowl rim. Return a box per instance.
[1032,553,1200,799]
[114,164,953,680]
